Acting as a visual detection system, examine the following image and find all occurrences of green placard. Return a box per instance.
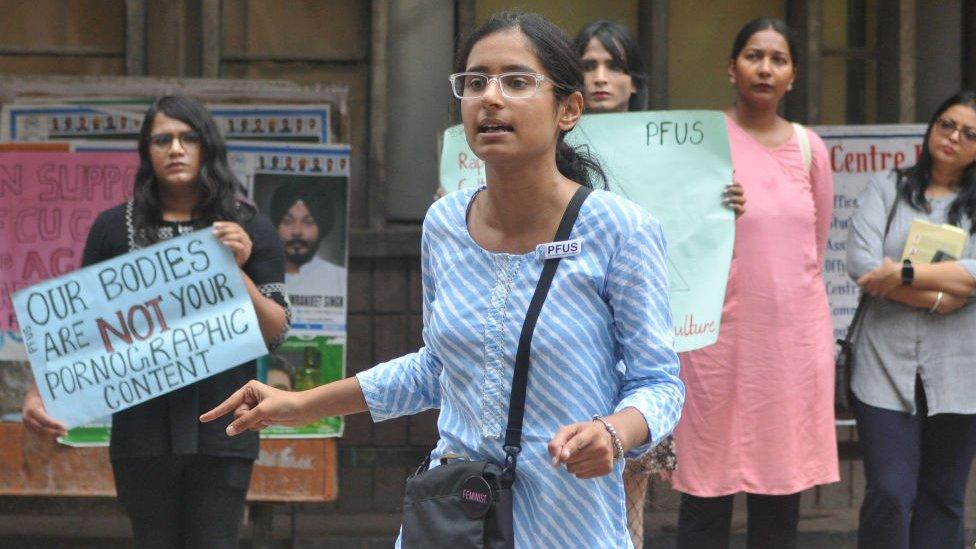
[58,422,111,447]
[439,111,734,351]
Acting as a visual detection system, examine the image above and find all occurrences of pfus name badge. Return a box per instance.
[538,238,583,260]
[459,475,494,519]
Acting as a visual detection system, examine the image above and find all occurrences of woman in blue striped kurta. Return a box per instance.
[203,11,684,548]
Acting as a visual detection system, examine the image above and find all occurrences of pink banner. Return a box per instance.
[1,152,138,330]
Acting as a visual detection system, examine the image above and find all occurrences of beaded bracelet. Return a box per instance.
[592,414,625,460]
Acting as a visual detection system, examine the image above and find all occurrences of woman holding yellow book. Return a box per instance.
[847,90,976,548]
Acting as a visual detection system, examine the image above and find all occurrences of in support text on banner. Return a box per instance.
[0,151,137,331]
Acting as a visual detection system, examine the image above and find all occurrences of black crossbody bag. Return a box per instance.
[400,186,592,548]
[835,192,898,416]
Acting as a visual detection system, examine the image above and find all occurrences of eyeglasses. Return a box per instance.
[934,117,976,145]
[449,72,555,99]
[149,131,202,151]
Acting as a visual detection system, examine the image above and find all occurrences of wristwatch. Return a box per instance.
[901,259,914,286]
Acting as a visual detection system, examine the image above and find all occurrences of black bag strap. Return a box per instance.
[503,185,592,474]
[841,188,899,345]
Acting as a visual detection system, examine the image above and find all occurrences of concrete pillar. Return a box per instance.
[915,0,962,121]
[382,0,455,222]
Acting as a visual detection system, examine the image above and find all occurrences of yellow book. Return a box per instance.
[901,219,968,263]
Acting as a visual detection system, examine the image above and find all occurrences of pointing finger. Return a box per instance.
[200,384,248,423]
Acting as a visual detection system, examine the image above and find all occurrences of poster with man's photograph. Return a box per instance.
[232,142,350,338]
[240,143,348,438]
[253,175,347,336]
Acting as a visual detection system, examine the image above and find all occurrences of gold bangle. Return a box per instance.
[929,291,944,314]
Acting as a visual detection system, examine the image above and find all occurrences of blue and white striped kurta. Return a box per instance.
[357,187,684,548]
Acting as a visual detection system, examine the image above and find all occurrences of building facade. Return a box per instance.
[0,0,974,544]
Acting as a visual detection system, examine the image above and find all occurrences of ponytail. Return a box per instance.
[556,133,608,190]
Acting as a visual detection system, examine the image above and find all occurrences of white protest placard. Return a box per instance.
[13,229,268,428]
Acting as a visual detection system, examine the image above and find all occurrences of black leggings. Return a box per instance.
[677,492,801,549]
[112,455,254,549]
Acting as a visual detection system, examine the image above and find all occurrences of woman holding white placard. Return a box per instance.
[22,94,289,549]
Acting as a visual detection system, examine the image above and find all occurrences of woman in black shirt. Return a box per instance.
[22,95,290,548]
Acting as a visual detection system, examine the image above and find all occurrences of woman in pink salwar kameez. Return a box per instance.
[671,18,839,549]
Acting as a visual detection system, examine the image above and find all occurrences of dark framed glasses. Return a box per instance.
[149,131,202,150]
[934,117,976,145]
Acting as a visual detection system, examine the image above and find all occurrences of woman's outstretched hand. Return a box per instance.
[200,380,312,436]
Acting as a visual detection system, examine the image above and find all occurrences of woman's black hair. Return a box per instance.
[896,90,976,233]
[454,11,608,189]
[729,17,799,65]
[572,20,648,112]
[133,94,249,244]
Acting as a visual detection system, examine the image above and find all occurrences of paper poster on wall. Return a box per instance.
[257,335,344,438]
[1,104,146,141]
[440,111,734,352]
[3,103,331,143]
[812,124,926,339]
[0,152,137,332]
[0,144,120,443]
[13,229,268,429]
[0,144,70,361]
[227,142,350,339]
[209,105,330,143]
[236,142,349,438]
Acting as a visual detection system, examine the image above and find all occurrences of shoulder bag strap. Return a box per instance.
[842,186,899,344]
[503,185,592,474]
[792,122,813,172]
